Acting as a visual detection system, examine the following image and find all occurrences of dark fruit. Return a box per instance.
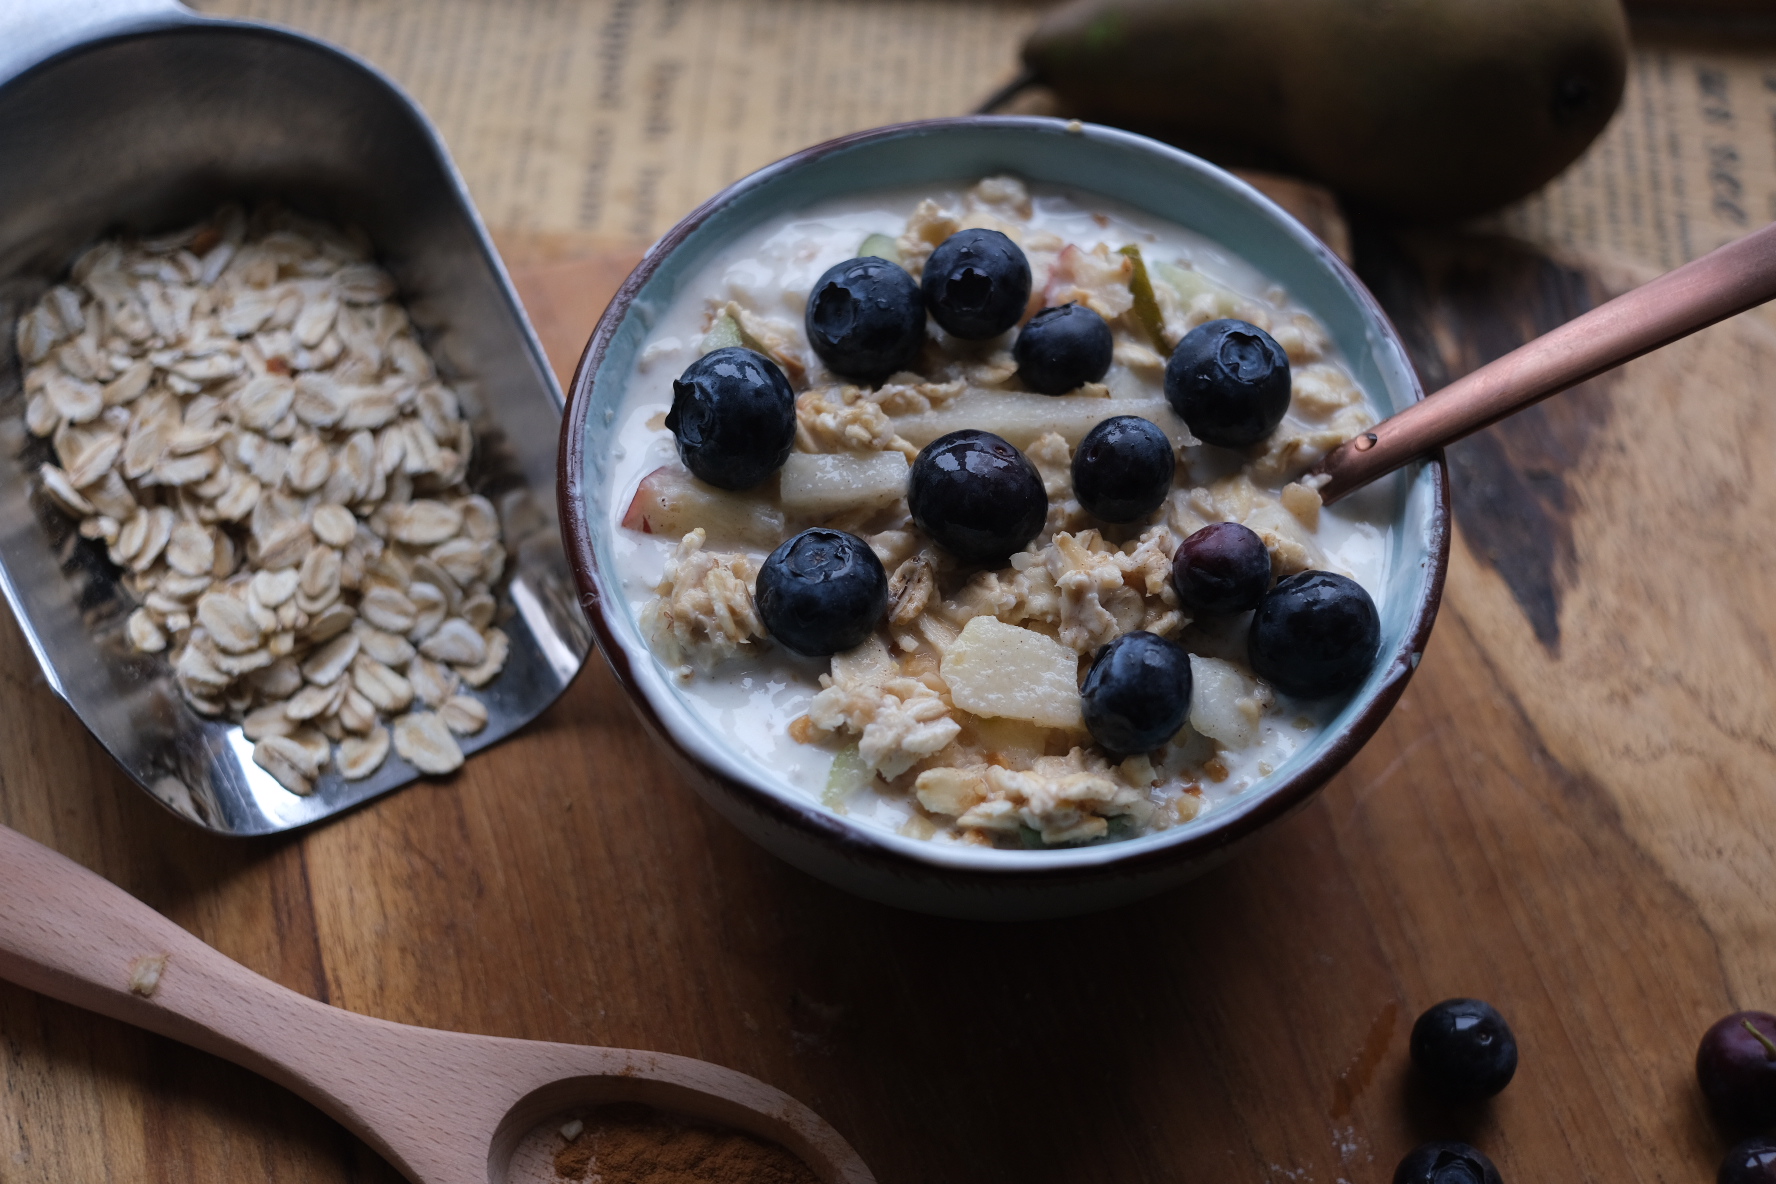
[754,528,888,657]
[665,346,796,490]
[1720,1136,1776,1184]
[1164,318,1291,448]
[1073,415,1174,523]
[921,228,1031,340]
[907,429,1047,564]
[1080,631,1193,755]
[1248,570,1380,698]
[1014,302,1114,394]
[1698,1011,1776,1131]
[1171,521,1271,615]
[1392,1141,1503,1184]
[1018,0,1626,222]
[804,256,925,384]
[1410,998,1519,1102]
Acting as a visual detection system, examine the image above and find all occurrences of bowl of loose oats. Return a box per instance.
[0,0,590,833]
[561,118,1448,920]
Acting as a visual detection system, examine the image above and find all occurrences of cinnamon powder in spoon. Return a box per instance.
[553,1105,819,1184]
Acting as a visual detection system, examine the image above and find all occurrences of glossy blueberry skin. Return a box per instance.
[921,228,1031,340]
[1080,631,1193,755]
[754,529,888,657]
[1720,1136,1776,1184]
[1393,1142,1503,1184]
[1698,1011,1776,1131]
[665,346,796,490]
[1073,416,1174,523]
[1171,522,1272,615]
[1014,303,1113,394]
[1410,998,1519,1102]
[1248,570,1380,698]
[1164,318,1292,448]
[805,257,926,384]
[907,430,1047,564]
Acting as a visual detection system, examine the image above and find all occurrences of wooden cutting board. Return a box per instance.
[1,216,1774,1184]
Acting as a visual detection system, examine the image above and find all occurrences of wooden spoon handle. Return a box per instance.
[0,826,414,1158]
[0,824,314,1042]
[1315,220,1776,503]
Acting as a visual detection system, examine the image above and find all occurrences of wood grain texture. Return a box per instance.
[2,223,1775,1184]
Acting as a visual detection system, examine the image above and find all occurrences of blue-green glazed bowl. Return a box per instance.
[560,117,1449,920]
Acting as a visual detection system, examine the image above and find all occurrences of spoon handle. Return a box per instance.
[0,824,443,1176]
[1315,220,1776,503]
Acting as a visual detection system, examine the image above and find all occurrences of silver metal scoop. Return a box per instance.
[0,1,591,834]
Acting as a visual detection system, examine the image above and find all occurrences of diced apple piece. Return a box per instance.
[620,465,785,549]
[1187,654,1263,750]
[859,233,902,265]
[779,451,909,517]
[1153,260,1243,319]
[891,391,1195,451]
[941,617,1082,729]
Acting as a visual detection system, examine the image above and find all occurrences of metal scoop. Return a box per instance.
[0,1,590,833]
[0,823,873,1183]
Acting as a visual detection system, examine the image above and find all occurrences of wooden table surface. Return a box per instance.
[3,208,1775,1184]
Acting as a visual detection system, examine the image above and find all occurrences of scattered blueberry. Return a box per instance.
[1248,570,1380,698]
[1698,1011,1776,1132]
[922,228,1031,340]
[1073,415,1175,523]
[1170,522,1272,615]
[1164,318,1292,448]
[907,429,1047,564]
[1720,1136,1776,1184]
[1393,1141,1503,1184]
[1080,631,1193,755]
[1410,998,1519,1102]
[754,528,888,657]
[804,256,925,384]
[665,346,795,490]
[1014,302,1113,394]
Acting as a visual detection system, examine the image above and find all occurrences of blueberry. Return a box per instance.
[1410,998,1519,1102]
[1014,303,1113,394]
[1164,318,1292,448]
[921,228,1031,340]
[1080,631,1192,755]
[1720,1136,1776,1184]
[665,346,795,490]
[1072,416,1174,524]
[1698,1011,1776,1131]
[805,257,925,384]
[754,528,888,657]
[1171,522,1272,615]
[907,430,1047,564]
[1393,1142,1503,1184]
[1248,570,1380,698]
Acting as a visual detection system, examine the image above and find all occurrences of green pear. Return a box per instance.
[1021,0,1629,220]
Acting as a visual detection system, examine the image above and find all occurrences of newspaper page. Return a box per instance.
[199,0,1773,276]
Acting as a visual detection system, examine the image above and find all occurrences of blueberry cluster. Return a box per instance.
[665,225,1383,783]
[1391,999,1519,1184]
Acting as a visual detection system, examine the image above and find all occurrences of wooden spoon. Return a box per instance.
[0,824,873,1184]
[1314,220,1776,502]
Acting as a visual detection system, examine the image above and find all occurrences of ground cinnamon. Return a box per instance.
[552,1105,819,1184]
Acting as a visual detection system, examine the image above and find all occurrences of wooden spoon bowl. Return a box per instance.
[0,825,873,1184]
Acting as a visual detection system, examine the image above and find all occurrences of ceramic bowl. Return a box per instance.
[559,116,1449,921]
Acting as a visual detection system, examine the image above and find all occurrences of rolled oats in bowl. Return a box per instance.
[17,205,510,795]
[606,176,1392,849]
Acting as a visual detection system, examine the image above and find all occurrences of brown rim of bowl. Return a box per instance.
[558,115,1451,889]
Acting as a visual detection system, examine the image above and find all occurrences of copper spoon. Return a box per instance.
[0,824,873,1184]
[1314,221,1776,503]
